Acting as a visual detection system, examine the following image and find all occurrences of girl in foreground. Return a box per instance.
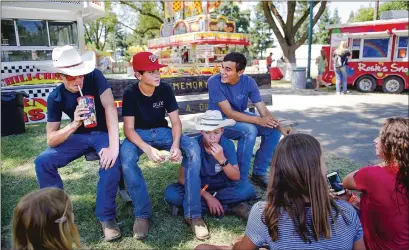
[197,133,364,250]
[343,117,409,249]
[12,187,81,250]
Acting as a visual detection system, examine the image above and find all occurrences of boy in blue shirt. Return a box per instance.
[207,52,290,189]
[165,110,255,219]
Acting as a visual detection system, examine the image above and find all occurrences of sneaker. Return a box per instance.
[185,218,210,240]
[230,202,251,220]
[251,174,269,189]
[133,218,150,240]
[336,92,341,95]
[100,219,121,242]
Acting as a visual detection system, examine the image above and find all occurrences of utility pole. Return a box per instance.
[306,0,313,88]
[374,1,379,20]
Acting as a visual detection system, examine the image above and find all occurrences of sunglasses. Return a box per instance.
[56,73,84,81]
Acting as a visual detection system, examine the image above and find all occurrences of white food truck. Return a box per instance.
[1,0,105,124]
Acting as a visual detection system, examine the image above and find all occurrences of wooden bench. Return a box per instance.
[107,73,273,120]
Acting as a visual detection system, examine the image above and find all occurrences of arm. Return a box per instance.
[254,102,290,135]
[223,163,240,181]
[168,110,183,162]
[46,121,80,147]
[99,88,120,169]
[210,143,240,181]
[353,238,366,250]
[218,100,261,124]
[123,116,164,162]
[46,105,89,147]
[342,170,359,190]
[232,235,257,250]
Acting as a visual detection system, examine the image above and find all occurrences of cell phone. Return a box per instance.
[326,171,346,195]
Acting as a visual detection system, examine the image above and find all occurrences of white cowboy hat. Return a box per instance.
[36,45,95,76]
[195,110,236,131]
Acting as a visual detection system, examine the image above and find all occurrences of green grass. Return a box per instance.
[1,123,360,249]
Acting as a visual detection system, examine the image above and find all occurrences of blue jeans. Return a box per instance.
[34,131,121,222]
[164,180,255,213]
[120,127,202,219]
[223,112,281,179]
[335,65,348,93]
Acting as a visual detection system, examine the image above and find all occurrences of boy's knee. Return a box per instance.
[164,184,183,206]
[238,181,256,200]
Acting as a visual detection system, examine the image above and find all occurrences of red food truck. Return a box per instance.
[322,18,408,94]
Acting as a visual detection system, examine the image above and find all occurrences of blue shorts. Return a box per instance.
[318,71,324,76]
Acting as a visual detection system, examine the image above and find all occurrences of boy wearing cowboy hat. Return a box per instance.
[208,52,291,189]
[34,46,122,242]
[165,110,255,220]
[120,52,208,240]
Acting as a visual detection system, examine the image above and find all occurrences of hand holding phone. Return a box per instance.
[326,171,346,195]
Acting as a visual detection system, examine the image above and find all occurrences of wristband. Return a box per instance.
[348,193,356,203]
[201,184,209,195]
[220,159,229,168]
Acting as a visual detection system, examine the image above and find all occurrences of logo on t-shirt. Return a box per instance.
[153,101,164,108]
[236,94,245,100]
[214,164,222,173]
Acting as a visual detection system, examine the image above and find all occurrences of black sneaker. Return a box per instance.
[251,174,269,189]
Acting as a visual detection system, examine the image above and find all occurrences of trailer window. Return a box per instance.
[16,20,48,46]
[351,38,361,59]
[397,36,408,59]
[1,50,52,62]
[49,22,78,46]
[1,20,17,46]
[362,38,390,58]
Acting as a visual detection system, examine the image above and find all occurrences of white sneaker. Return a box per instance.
[336,92,341,95]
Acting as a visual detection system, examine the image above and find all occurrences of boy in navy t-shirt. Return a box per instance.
[34,46,121,242]
[165,110,255,220]
[119,52,207,240]
[208,52,291,189]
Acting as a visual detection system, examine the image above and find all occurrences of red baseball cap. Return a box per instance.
[132,52,167,71]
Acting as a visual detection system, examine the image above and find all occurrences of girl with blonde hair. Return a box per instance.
[12,188,81,250]
[333,41,351,95]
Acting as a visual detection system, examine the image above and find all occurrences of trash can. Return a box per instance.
[1,91,27,136]
[291,67,306,89]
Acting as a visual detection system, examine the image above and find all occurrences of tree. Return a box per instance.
[332,7,341,24]
[84,1,117,51]
[261,1,327,77]
[217,1,251,33]
[313,7,331,44]
[352,7,374,22]
[379,1,409,12]
[347,11,355,23]
[249,3,274,59]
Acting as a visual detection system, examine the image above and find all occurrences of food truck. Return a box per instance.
[323,18,408,94]
[147,1,251,77]
[1,0,105,124]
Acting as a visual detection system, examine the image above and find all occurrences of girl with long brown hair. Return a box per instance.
[343,117,409,249]
[195,134,365,250]
[12,188,81,250]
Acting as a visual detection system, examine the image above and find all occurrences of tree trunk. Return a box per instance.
[283,47,297,81]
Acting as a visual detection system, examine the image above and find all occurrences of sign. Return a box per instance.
[196,45,214,58]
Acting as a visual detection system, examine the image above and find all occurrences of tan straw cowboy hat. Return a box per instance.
[195,110,236,131]
[36,45,95,76]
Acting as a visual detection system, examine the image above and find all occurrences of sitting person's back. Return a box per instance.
[247,200,361,249]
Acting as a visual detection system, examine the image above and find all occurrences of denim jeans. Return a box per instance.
[335,65,348,93]
[120,127,202,219]
[222,112,281,179]
[34,131,121,222]
[164,180,255,213]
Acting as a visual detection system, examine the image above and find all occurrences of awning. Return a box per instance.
[392,29,409,36]
[347,30,390,39]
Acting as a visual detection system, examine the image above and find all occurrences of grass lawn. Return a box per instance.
[1,122,361,249]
